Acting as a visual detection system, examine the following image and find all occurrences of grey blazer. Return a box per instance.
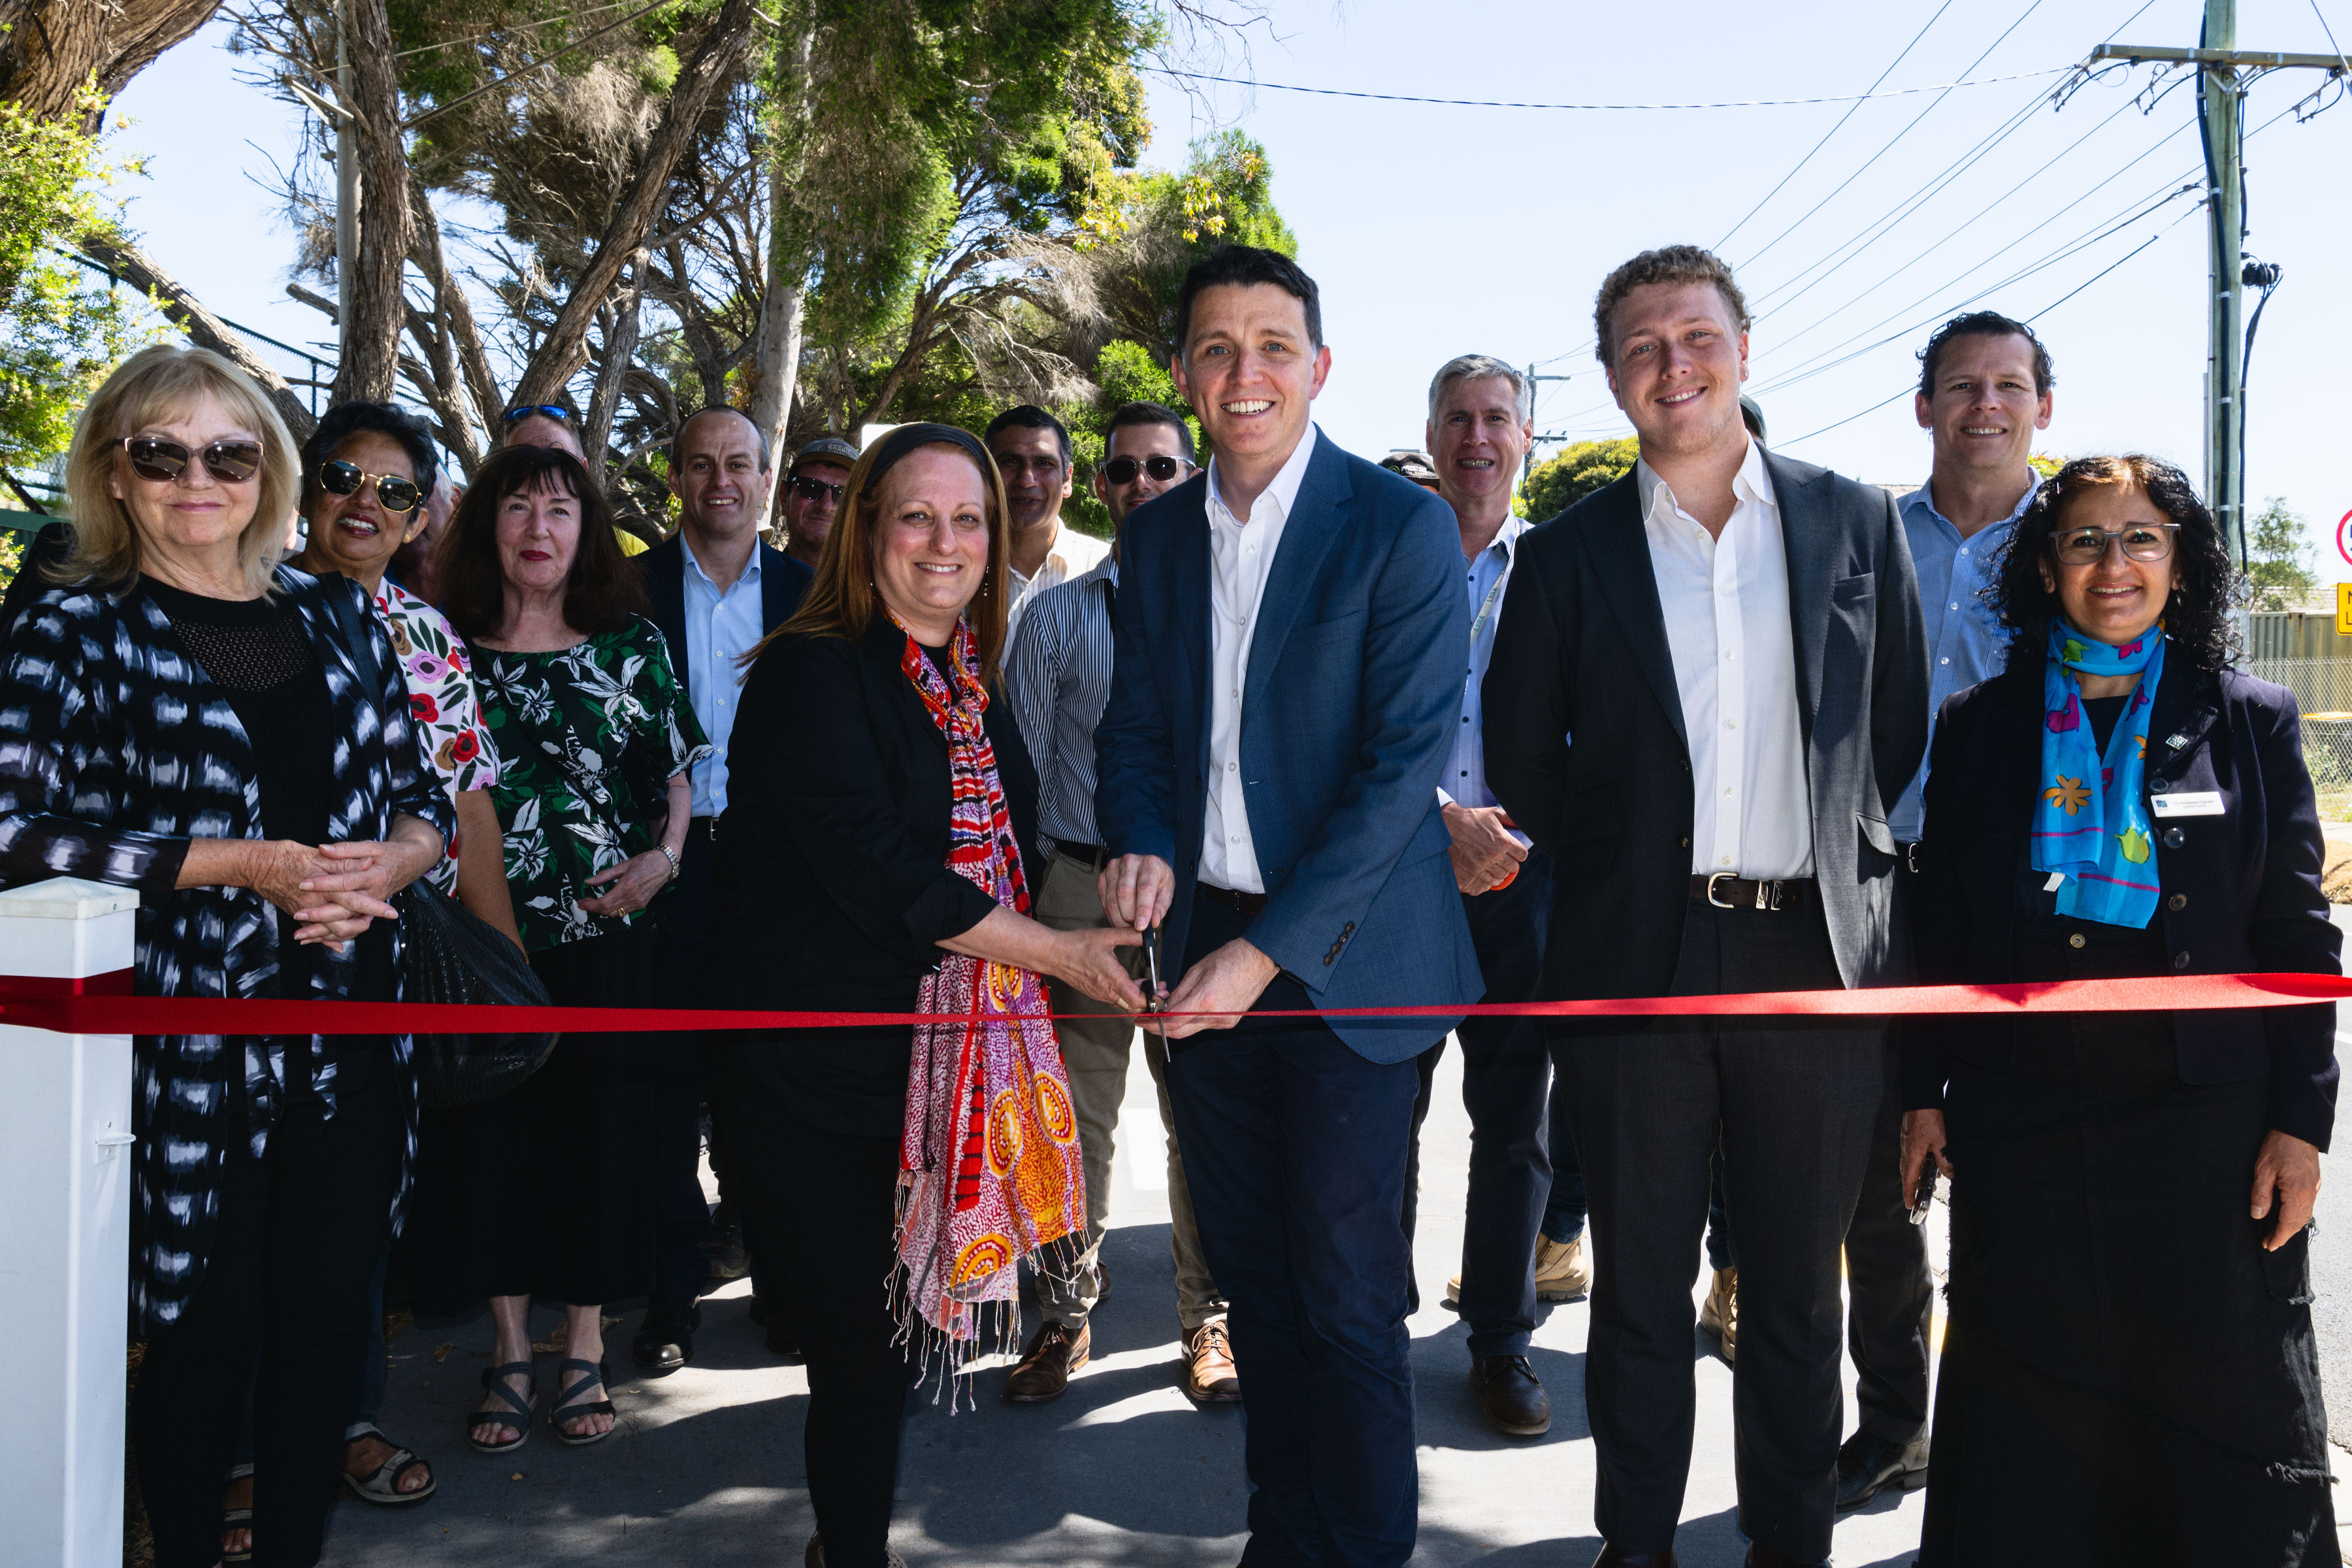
[1482,449,1930,1001]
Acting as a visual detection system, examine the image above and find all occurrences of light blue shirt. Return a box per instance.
[1439,514,1530,813]
[1890,479,2036,841]
[680,531,764,819]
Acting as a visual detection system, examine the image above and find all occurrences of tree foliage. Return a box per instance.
[2247,495,2318,612]
[1519,437,1638,523]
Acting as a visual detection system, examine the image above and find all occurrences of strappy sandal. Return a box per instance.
[548,1356,615,1447]
[221,1461,255,1564]
[340,1423,437,1504]
[466,1362,536,1455]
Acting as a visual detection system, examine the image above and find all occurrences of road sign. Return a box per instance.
[2338,509,2352,568]
[2336,583,2352,636]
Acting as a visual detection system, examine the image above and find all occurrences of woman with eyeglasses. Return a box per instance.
[0,345,452,1568]
[1902,455,2339,1564]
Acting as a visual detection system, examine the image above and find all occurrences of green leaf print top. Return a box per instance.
[470,617,711,953]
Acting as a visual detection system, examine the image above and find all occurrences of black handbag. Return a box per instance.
[399,875,561,1108]
[316,573,560,1108]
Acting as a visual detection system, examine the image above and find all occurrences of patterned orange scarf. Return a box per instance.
[889,615,1085,1392]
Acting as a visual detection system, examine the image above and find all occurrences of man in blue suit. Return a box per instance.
[1094,244,1480,1568]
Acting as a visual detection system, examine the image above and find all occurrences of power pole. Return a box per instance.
[1520,363,1575,490]
[2086,29,2347,567]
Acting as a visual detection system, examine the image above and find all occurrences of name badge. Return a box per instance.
[2150,791,2225,819]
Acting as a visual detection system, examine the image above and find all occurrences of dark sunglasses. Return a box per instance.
[123,436,263,484]
[502,404,574,426]
[2050,521,2180,566]
[1101,454,1187,485]
[317,459,423,514]
[788,474,844,503]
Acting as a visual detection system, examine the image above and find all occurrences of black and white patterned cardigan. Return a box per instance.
[0,564,453,1336]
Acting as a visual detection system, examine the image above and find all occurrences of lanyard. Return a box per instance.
[1465,547,1512,682]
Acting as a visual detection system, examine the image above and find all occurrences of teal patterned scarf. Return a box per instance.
[2031,620,2163,928]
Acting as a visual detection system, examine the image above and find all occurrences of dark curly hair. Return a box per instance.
[299,400,438,514]
[1988,453,2240,677]
[1915,310,2054,398]
[435,444,646,640]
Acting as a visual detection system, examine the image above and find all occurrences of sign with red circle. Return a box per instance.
[2338,508,2352,567]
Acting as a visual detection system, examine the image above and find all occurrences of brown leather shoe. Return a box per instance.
[1003,1319,1089,1403]
[1590,1546,1678,1567]
[1471,1354,1550,1436]
[1742,1546,1827,1568]
[1183,1322,1241,1403]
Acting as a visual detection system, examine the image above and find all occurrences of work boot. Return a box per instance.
[1534,1233,1592,1300]
[1699,1266,1738,1364]
[1003,1319,1090,1403]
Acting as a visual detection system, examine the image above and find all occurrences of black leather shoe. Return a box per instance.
[1744,1546,1829,1568]
[1591,1546,1678,1567]
[1472,1354,1550,1437]
[631,1301,700,1373]
[1834,1426,1929,1511]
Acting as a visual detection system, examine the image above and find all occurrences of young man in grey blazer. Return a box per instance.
[1484,246,1928,1568]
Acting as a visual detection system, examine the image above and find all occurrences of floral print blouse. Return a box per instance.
[470,617,708,953]
[372,579,499,895]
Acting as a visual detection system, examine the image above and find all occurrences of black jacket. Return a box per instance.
[1904,658,2340,1151]
[635,531,813,700]
[708,617,1039,1134]
[1482,454,1929,1002]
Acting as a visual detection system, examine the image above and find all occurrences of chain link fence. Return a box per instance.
[2248,659,2352,807]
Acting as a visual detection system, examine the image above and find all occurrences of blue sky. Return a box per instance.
[112,0,2352,556]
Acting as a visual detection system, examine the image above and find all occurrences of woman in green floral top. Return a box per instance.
[410,444,708,1455]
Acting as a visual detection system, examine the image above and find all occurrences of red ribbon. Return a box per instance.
[0,972,2344,1036]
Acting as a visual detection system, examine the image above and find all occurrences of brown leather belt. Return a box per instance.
[1196,882,1270,916]
[1688,873,1818,912]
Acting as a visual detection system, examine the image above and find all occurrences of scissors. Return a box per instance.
[1143,924,1164,1017]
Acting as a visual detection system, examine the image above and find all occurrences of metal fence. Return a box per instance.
[2247,658,2352,790]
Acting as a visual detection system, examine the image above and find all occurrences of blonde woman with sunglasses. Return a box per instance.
[0,346,452,1568]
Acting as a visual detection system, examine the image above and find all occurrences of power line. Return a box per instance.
[1710,0,1956,253]
[1143,62,2070,114]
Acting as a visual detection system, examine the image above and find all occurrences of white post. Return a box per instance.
[0,877,140,1568]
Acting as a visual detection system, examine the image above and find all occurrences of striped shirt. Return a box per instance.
[1004,553,1117,855]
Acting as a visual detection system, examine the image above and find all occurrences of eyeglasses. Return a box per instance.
[2050,522,2180,566]
[502,405,574,426]
[316,459,423,514]
[122,436,263,484]
[788,474,843,503]
[1101,454,1188,485]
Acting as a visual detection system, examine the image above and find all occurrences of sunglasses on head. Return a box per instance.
[123,436,263,484]
[503,405,574,426]
[317,459,423,515]
[788,474,843,503]
[1101,453,1187,485]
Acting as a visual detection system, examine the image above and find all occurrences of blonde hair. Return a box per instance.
[751,431,1013,685]
[57,346,301,596]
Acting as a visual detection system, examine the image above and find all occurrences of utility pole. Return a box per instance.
[334,0,357,358]
[2086,26,2347,567]
[1520,363,1575,490]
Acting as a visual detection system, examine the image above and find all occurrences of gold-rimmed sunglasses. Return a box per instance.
[122,436,263,484]
[316,459,423,515]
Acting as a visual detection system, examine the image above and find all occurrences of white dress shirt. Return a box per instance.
[1200,425,1319,893]
[1637,440,1813,880]
[678,531,765,819]
[1007,519,1111,639]
[1437,514,1530,813]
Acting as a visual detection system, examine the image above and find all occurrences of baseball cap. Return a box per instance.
[789,435,860,476]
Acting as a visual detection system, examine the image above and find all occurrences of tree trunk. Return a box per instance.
[406,176,504,461]
[582,255,644,482]
[746,18,815,528]
[511,0,760,406]
[80,230,316,441]
[0,0,220,127]
[329,0,411,404]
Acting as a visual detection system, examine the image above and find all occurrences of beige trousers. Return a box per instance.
[1031,848,1226,1333]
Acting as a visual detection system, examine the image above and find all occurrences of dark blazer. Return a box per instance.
[637,531,813,700]
[1482,452,1930,1002]
[0,520,73,642]
[707,617,1040,1135]
[1092,431,1480,1062]
[1903,659,2341,1150]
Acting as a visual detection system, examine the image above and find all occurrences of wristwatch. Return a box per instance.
[657,843,681,883]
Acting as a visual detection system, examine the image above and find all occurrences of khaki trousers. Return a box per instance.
[1031,848,1226,1333]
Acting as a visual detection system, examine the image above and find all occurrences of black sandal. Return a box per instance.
[549,1357,615,1446]
[466,1362,536,1455]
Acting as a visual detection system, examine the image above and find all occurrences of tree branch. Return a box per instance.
[80,229,317,440]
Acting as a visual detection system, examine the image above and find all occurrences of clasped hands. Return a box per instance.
[1097,853,1279,1038]
[248,835,439,950]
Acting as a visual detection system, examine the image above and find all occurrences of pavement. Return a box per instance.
[321,955,2352,1568]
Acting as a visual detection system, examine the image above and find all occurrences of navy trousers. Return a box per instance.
[1166,894,1424,1568]
[644,829,716,1309]
[1402,851,1557,1358]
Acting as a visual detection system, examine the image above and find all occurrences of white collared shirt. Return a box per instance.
[1637,440,1813,880]
[1007,518,1111,640]
[1200,425,1320,894]
[678,529,764,819]
[1438,514,1531,812]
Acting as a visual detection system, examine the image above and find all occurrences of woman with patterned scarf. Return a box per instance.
[709,423,1146,1568]
[1902,455,2340,1565]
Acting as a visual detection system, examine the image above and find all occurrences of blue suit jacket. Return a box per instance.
[1093,431,1480,1062]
